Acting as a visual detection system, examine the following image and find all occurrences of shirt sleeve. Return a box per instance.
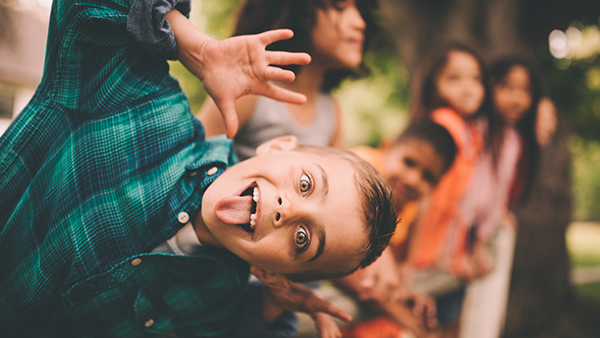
[235,280,299,338]
[126,0,192,60]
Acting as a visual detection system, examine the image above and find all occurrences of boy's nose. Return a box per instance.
[273,195,304,228]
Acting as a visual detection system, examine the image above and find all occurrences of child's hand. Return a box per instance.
[401,291,438,330]
[264,281,351,338]
[383,292,437,337]
[314,312,344,338]
[266,280,352,321]
[355,248,404,308]
[333,247,404,310]
[166,10,311,138]
[471,238,494,278]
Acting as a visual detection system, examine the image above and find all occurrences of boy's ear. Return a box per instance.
[255,135,298,156]
[250,266,290,290]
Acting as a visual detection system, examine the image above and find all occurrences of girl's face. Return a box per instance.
[493,65,533,126]
[436,51,485,118]
[310,0,366,69]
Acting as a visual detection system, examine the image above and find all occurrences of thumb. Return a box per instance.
[214,98,239,138]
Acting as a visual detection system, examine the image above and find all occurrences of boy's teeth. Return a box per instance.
[249,187,258,230]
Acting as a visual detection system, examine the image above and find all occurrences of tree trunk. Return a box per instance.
[503,114,574,337]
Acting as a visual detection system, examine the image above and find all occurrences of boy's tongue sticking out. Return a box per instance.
[214,186,258,231]
[215,195,252,225]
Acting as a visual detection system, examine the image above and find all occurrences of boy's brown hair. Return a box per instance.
[284,146,397,283]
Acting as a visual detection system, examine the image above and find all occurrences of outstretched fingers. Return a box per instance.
[310,298,352,323]
[264,66,296,83]
[256,28,295,46]
[266,50,311,68]
[256,82,307,106]
[315,313,344,338]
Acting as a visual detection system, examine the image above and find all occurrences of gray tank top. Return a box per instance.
[234,93,336,161]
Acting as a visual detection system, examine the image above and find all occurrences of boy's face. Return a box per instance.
[383,139,445,208]
[199,137,366,276]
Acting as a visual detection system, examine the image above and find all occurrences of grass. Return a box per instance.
[566,222,600,304]
[575,281,600,304]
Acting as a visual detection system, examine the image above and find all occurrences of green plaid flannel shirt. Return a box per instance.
[0,0,250,336]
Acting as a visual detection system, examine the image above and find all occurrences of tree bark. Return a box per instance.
[504,114,574,337]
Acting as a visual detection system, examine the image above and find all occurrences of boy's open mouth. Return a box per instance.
[239,185,258,233]
[214,183,258,233]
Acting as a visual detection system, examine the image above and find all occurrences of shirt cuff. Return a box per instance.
[126,0,192,60]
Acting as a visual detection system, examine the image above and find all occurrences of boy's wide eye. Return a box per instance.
[296,226,310,251]
[299,174,312,196]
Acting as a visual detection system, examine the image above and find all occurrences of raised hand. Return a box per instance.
[166,10,311,138]
[265,280,351,338]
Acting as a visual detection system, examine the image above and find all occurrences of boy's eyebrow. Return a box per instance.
[317,164,329,200]
[308,228,326,263]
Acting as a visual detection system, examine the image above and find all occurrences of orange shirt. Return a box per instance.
[409,108,483,272]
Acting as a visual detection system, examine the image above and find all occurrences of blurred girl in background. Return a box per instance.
[199,0,380,159]
[458,56,549,338]
[489,56,544,209]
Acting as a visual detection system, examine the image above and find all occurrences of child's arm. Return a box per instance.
[261,281,352,338]
[328,99,345,149]
[165,10,311,138]
[333,247,404,308]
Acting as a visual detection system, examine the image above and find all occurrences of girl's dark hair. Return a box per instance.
[490,56,543,203]
[410,40,503,169]
[233,0,380,92]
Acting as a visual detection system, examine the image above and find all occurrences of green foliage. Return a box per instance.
[537,24,600,221]
[338,45,410,148]
[567,222,600,268]
[540,53,600,142]
[575,281,600,305]
[567,222,600,305]
[571,136,600,220]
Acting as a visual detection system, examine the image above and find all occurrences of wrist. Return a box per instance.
[164,9,212,79]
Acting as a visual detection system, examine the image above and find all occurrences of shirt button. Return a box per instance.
[144,319,154,327]
[207,167,218,176]
[189,171,197,177]
[178,212,190,224]
[131,258,142,266]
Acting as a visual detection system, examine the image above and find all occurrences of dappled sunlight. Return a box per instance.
[549,24,600,60]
